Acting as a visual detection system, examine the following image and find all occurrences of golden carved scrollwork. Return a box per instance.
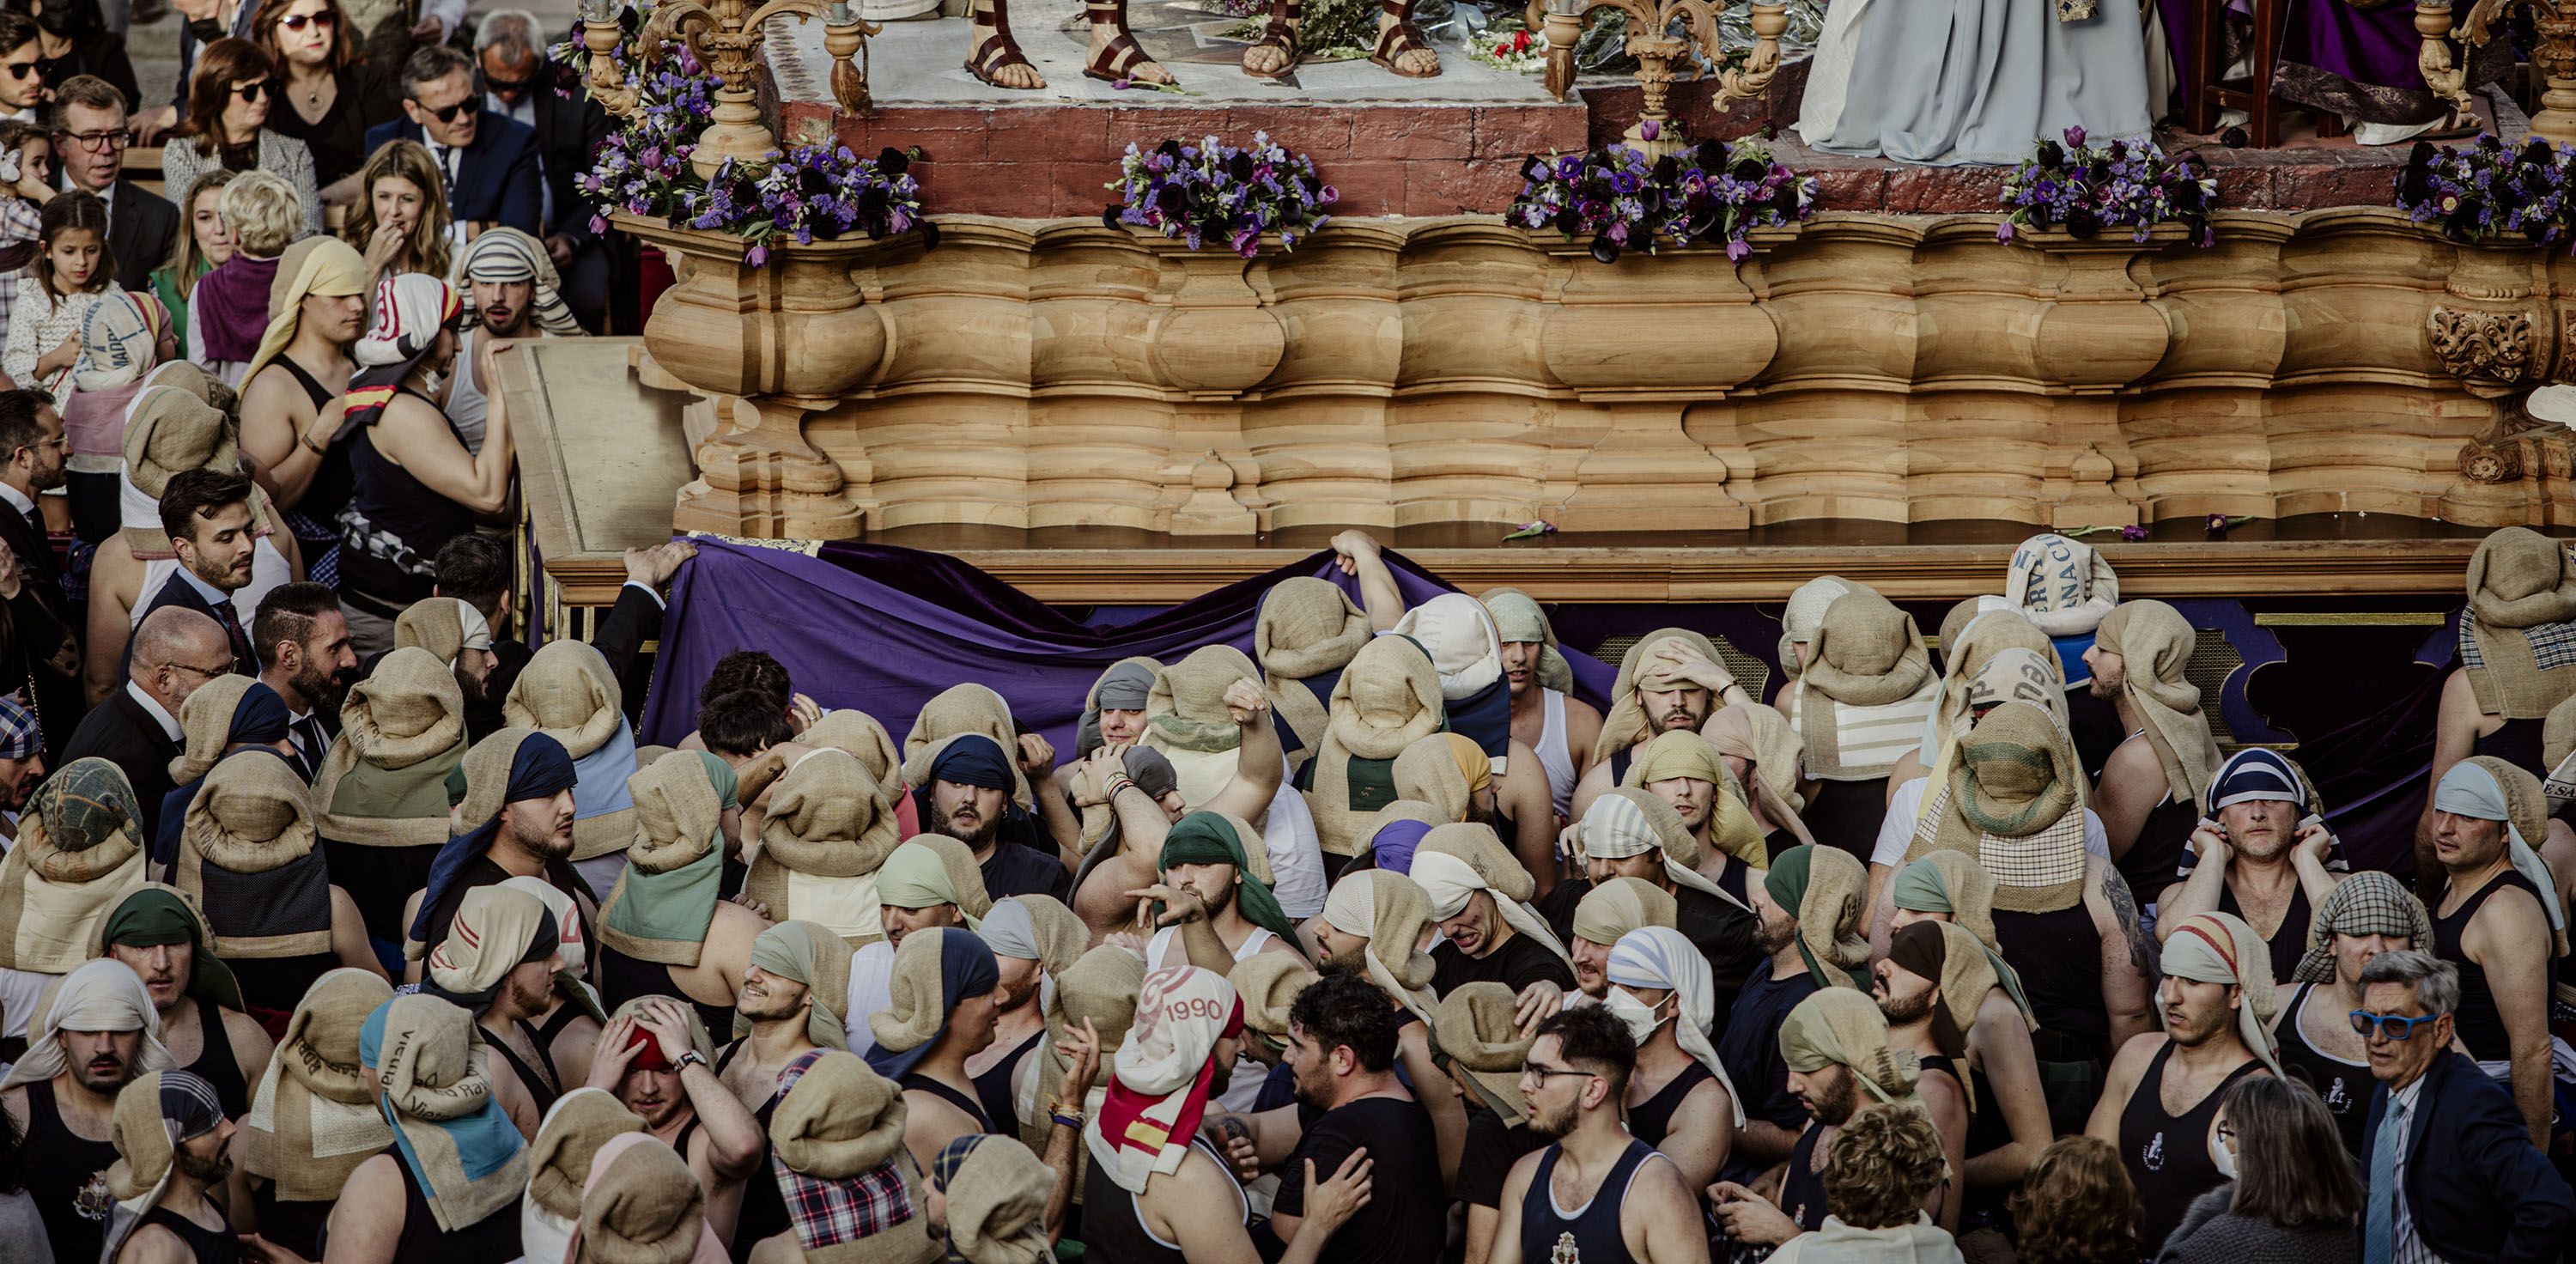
[2427,306,2535,397]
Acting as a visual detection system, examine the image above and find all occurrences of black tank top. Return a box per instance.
[598,946,737,1039]
[248,1182,333,1262]
[2117,1042,2259,1255]
[1993,902,2111,1060]
[22,1079,119,1264]
[2474,717,2549,779]
[388,1146,521,1263]
[228,954,338,1025]
[971,1029,1042,1137]
[340,390,473,617]
[1778,1122,1831,1232]
[2215,878,2312,992]
[270,356,354,523]
[487,1018,561,1115]
[139,1198,240,1264]
[1610,747,1633,785]
[2117,787,2199,917]
[1079,1135,1242,1264]
[1799,778,1890,866]
[180,996,251,1121]
[2272,981,2368,1158]
[1625,1060,1713,1148]
[715,1040,788,1264]
[1517,1139,1656,1264]
[2433,868,2547,1062]
[899,1072,993,1133]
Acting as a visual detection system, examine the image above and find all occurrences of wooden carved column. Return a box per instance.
[2023,228,2178,529]
[2430,241,2555,526]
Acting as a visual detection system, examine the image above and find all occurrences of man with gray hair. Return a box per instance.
[476,8,611,331]
[2356,949,2572,1264]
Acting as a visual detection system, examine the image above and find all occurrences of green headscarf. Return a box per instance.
[100,886,245,1012]
[1888,857,2035,1027]
[1761,845,1868,991]
[741,921,854,1051]
[874,840,987,931]
[1157,812,1310,961]
[598,752,736,967]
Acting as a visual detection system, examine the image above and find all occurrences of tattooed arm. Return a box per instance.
[2089,854,2156,1049]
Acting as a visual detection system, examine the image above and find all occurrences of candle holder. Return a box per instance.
[1541,0,1785,157]
[580,0,879,179]
[2417,0,2576,144]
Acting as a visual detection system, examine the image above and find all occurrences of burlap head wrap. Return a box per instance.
[1142,646,1257,808]
[242,235,366,387]
[747,748,902,934]
[361,993,531,1232]
[1762,844,1870,990]
[1622,731,1769,866]
[316,647,468,845]
[1227,951,1315,1056]
[1391,732,1473,823]
[1594,628,1728,766]
[1309,637,1445,856]
[939,1133,1053,1264]
[1779,576,1856,678]
[243,968,395,1200]
[1023,944,1146,1157]
[2004,534,2119,638]
[1929,607,2057,752]
[524,1086,646,1246]
[739,921,858,1051]
[1804,590,1934,706]
[2092,600,2221,814]
[1936,597,2014,671]
[805,709,905,784]
[1779,985,1922,1107]
[1321,868,1438,1018]
[167,675,267,783]
[1704,702,1810,815]
[1431,981,1535,1127]
[1572,875,1676,947]
[902,684,1033,811]
[1412,822,1572,966]
[1255,577,1370,751]
[570,1134,722,1264]
[2434,757,2569,957]
[769,1050,937,1264]
[2158,911,2283,1077]
[1481,586,1574,694]
[393,597,492,668]
[1388,592,1505,702]
[0,757,148,972]
[1885,920,2004,1109]
[176,750,327,957]
[2460,527,2576,719]
[1908,701,2088,913]
[505,641,627,760]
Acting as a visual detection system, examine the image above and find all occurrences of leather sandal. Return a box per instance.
[1368,0,1439,77]
[963,0,1041,88]
[1083,0,1162,82]
[1241,0,1302,79]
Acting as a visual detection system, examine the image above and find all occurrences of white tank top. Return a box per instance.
[447,329,489,454]
[1536,688,1579,819]
[1147,924,1279,1111]
[135,539,295,631]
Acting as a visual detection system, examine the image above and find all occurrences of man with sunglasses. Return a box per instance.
[59,604,230,842]
[362,43,540,242]
[472,10,606,331]
[1488,1004,1710,1264]
[0,388,80,761]
[2355,949,2572,1264]
[0,11,43,123]
[47,75,176,292]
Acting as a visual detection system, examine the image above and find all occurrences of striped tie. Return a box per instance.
[2362,1097,2403,1264]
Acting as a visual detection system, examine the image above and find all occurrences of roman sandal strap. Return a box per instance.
[1083,0,1154,82]
[1242,0,1303,78]
[1369,0,1437,76]
[964,0,1037,87]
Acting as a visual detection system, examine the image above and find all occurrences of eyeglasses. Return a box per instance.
[1519,1062,1597,1085]
[412,97,472,124]
[231,79,272,101]
[279,11,336,29]
[1,61,35,81]
[162,659,235,682]
[483,71,533,94]
[57,129,128,152]
[2349,1010,2440,1042]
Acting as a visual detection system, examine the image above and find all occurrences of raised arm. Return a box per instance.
[1203,679,1285,822]
[1330,531,1405,632]
[2152,822,2232,940]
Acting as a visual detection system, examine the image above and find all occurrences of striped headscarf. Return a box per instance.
[2159,911,2282,1077]
[453,227,582,335]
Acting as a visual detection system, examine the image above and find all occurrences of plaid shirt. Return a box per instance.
[771,1049,918,1250]
[0,696,37,760]
[0,194,39,349]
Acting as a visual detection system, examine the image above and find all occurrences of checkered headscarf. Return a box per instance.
[2292,871,2431,984]
[0,697,41,760]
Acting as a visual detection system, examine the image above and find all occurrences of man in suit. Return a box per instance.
[0,390,80,760]
[428,532,686,738]
[2357,949,2574,1264]
[62,605,230,841]
[253,581,355,781]
[363,43,540,240]
[48,75,175,292]
[126,468,259,676]
[475,11,610,331]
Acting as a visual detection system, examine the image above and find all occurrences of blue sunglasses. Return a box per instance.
[2349,1010,2439,1042]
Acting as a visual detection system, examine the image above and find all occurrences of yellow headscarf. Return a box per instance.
[241,237,368,389]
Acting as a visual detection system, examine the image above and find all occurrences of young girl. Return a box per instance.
[150,167,240,360]
[3,191,118,392]
[0,118,55,351]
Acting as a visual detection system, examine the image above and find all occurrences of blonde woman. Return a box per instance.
[191,170,305,386]
[149,168,237,359]
[341,137,451,295]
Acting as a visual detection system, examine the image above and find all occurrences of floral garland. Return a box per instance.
[1467,26,1545,73]
[1103,133,1336,256]
[549,3,933,264]
[1508,132,1817,263]
[2397,134,2576,246]
[1997,126,2217,246]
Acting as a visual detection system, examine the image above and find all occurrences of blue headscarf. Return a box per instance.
[409,732,579,945]
[357,995,527,1231]
[2210,748,2307,813]
[1370,818,1433,874]
[153,681,297,866]
[861,927,999,1081]
[910,733,1042,850]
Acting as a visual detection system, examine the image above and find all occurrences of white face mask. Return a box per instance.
[2209,1124,2238,1181]
[1602,985,1669,1045]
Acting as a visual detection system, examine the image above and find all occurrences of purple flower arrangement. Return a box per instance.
[1997,127,2218,246]
[552,5,933,263]
[1507,136,1818,264]
[2396,134,2576,246]
[1103,133,1336,257]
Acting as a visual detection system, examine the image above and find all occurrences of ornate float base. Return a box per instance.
[622,209,2576,540]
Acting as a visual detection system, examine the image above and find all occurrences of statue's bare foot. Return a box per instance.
[965,0,1045,89]
[1241,0,1301,78]
[1085,3,1175,84]
[1370,3,1439,76]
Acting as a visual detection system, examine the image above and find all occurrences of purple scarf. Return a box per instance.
[191,253,280,363]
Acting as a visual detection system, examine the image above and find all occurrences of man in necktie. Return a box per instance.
[0,389,81,759]
[364,44,543,241]
[252,581,356,781]
[2356,949,2572,1264]
[128,469,262,678]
